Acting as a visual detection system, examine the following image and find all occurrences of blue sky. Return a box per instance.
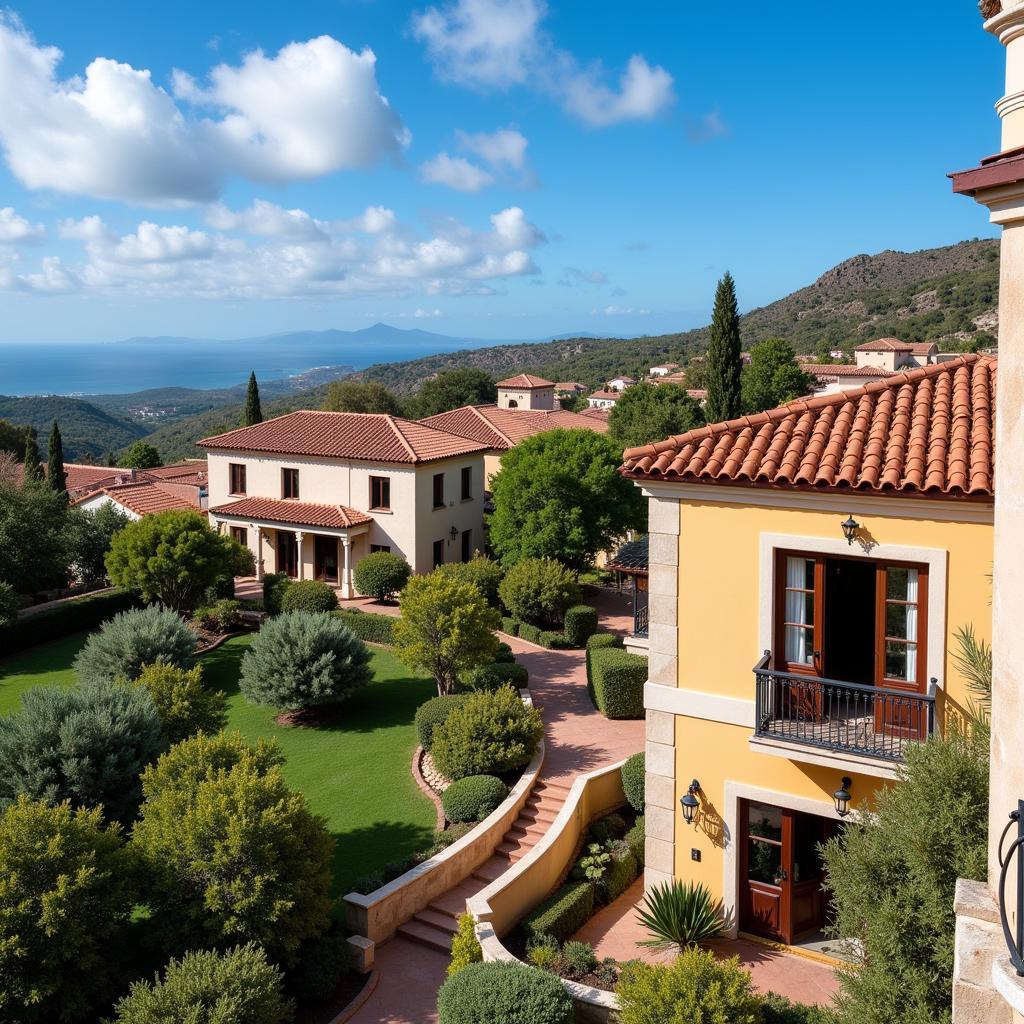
[0,1,1004,344]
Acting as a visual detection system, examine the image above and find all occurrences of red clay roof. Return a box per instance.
[578,407,610,422]
[496,373,554,389]
[198,411,487,464]
[142,460,208,484]
[420,404,608,449]
[804,363,894,378]
[76,481,203,516]
[209,496,372,529]
[855,338,913,353]
[621,356,995,499]
[589,390,620,401]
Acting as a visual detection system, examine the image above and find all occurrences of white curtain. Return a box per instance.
[785,557,813,665]
[903,569,918,681]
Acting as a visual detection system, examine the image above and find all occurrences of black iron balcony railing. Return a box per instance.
[633,602,649,638]
[753,653,936,762]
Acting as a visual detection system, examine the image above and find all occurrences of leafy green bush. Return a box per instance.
[626,816,645,866]
[498,557,580,626]
[821,731,989,1024]
[0,588,136,655]
[194,598,242,632]
[622,752,645,812]
[262,572,292,614]
[132,731,334,965]
[538,629,570,649]
[563,605,598,647]
[601,839,639,903]
[588,812,626,844]
[353,551,411,601]
[522,880,595,943]
[131,662,227,744]
[415,694,470,750]
[440,555,504,606]
[73,605,196,686]
[526,934,560,971]
[280,579,339,614]
[636,879,723,953]
[0,796,138,1024]
[494,641,515,663]
[437,961,573,1024]
[239,611,373,711]
[111,943,293,1024]
[500,615,519,636]
[574,842,611,883]
[591,648,647,719]
[287,925,350,1004]
[561,940,598,978]
[616,948,761,1024]
[517,622,541,644]
[431,687,544,781]
[447,912,482,978]
[761,993,839,1024]
[0,680,166,825]
[441,775,508,822]
[334,608,396,645]
[585,632,622,682]
[462,660,529,692]
[0,580,18,627]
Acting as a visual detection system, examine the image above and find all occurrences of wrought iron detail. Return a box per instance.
[753,654,936,763]
[997,801,1024,976]
[633,602,649,638]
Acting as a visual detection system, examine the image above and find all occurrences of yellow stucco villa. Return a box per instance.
[620,355,995,947]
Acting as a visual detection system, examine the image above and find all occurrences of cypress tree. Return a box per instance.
[22,429,42,483]
[47,420,67,499]
[704,271,743,423]
[244,372,263,426]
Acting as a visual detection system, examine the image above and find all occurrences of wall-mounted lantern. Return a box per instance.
[680,779,701,826]
[833,776,853,817]
[841,515,860,546]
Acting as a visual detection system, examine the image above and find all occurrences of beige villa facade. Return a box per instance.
[200,411,488,597]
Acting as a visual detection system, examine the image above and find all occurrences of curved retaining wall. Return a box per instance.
[468,759,628,1023]
[343,689,544,945]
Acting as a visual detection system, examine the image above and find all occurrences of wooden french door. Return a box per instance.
[739,800,836,944]
[314,535,339,583]
[277,531,298,578]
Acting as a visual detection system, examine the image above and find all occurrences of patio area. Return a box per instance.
[571,879,843,1007]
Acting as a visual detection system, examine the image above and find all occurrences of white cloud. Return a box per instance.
[0,16,408,205]
[0,206,43,243]
[600,304,649,316]
[457,126,527,169]
[1,202,545,299]
[413,307,442,317]
[412,0,674,126]
[559,266,607,287]
[420,152,494,192]
[686,107,729,144]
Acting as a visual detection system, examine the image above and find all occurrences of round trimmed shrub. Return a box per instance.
[622,752,645,812]
[353,551,411,601]
[0,680,166,825]
[262,572,292,614]
[111,943,293,1024]
[498,558,580,626]
[441,775,508,822]
[73,605,197,686]
[437,961,573,1024]
[563,604,598,647]
[239,611,373,711]
[131,662,228,744]
[440,555,504,606]
[415,694,470,750]
[0,580,18,627]
[280,579,339,614]
[431,686,543,781]
[494,641,515,663]
[462,661,528,692]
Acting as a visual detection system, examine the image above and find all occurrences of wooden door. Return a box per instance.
[277,532,298,578]
[740,800,791,942]
[314,536,338,583]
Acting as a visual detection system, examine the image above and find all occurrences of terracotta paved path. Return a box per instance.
[347,589,644,1023]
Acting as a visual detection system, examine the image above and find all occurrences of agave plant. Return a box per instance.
[635,879,723,953]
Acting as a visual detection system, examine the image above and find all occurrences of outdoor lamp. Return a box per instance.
[834,777,853,817]
[841,515,860,546]
[449,525,458,542]
[681,779,701,826]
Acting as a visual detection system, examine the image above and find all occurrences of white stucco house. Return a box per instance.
[199,411,489,598]
[72,462,209,519]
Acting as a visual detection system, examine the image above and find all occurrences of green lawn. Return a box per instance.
[0,633,438,897]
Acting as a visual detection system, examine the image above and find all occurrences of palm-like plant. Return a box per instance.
[635,880,723,953]
[953,623,992,734]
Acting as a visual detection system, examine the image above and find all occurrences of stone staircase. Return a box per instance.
[396,778,572,952]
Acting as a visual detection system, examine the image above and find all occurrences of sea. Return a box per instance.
[0,337,455,397]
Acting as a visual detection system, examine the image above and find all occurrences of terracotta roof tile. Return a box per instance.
[496,373,554,389]
[803,363,894,378]
[198,411,487,464]
[75,481,203,516]
[620,356,996,500]
[209,496,372,529]
[855,337,913,353]
[589,390,620,401]
[420,404,608,449]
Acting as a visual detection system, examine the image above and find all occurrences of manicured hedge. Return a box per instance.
[563,605,598,647]
[280,579,339,613]
[622,752,645,812]
[517,623,541,644]
[494,642,515,663]
[601,839,639,903]
[463,661,529,692]
[500,616,519,636]
[441,775,509,822]
[262,572,291,615]
[538,630,570,649]
[437,961,573,1024]
[0,589,139,656]
[590,648,646,719]
[334,609,396,645]
[415,694,470,750]
[522,880,595,943]
[626,816,645,866]
[585,632,623,682]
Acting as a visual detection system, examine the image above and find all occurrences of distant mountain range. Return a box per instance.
[0,238,1000,462]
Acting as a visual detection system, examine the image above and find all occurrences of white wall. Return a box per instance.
[76,493,141,520]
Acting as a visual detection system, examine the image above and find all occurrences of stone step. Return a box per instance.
[472,857,510,884]
[397,919,453,953]
[535,780,572,795]
[519,804,559,825]
[508,822,547,841]
[429,882,484,918]
[413,908,460,934]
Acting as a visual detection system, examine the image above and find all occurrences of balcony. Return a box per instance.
[753,654,936,763]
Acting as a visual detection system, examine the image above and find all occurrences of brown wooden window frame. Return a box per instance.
[370,543,392,554]
[433,473,445,509]
[229,463,246,496]
[282,467,299,500]
[230,526,248,547]
[461,466,472,501]
[370,476,391,511]
[432,538,445,568]
[461,528,472,563]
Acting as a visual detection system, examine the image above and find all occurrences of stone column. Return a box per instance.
[252,524,264,582]
[294,531,304,581]
[342,537,352,600]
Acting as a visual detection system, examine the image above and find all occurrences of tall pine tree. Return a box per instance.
[244,372,263,426]
[47,420,67,500]
[22,429,42,483]
[704,271,743,423]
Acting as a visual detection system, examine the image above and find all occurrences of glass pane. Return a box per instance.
[784,590,813,627]
[747,838,782,884]
[886,602,909,639]
[747,803,783,841]
[886,567,918,601]
[785,625,814,665]
[885,641,916,682]
[792,815,823,884]
[787,556,815,591]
